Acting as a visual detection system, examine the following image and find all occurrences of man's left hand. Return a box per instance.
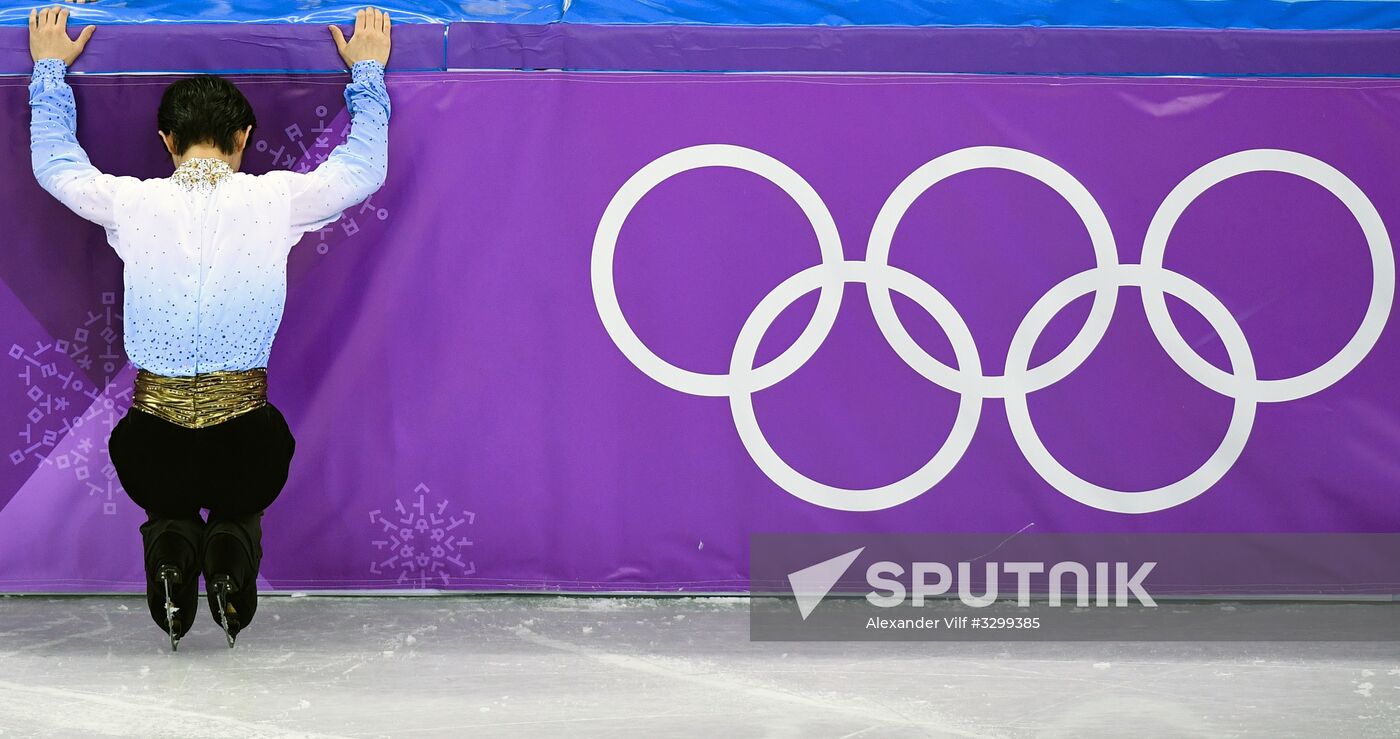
[29,6,96,66]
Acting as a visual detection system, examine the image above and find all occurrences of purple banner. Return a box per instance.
[2,71,1399,592]
[5,23,1400,76]
[449,22,1400,76]
[0,24,448,74]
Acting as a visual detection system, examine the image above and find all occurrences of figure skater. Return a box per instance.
[27,5,392,649]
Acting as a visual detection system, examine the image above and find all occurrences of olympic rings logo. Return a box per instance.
[591,145,1394,514]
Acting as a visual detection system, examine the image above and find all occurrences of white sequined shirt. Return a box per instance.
[28,57,391,377]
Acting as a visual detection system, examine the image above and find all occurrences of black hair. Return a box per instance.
[156,76,258,156]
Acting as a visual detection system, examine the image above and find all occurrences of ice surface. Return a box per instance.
[0,594,1397,738]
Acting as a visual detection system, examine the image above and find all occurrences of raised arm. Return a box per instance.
[28,6,127,230]
[278,8,393,234]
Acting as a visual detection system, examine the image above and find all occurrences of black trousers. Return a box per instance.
[109,403,297,575]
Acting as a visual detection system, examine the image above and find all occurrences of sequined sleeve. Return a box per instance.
[29,58,131,231]
[277,59,392,235]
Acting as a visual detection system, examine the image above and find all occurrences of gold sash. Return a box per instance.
[133,367,268,429]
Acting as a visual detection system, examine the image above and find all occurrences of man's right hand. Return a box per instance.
[330,7,391,68]
[29,6,95,66]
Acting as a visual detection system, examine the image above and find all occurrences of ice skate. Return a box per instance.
[156,564,183,651]
[202,515,263,648]
[141,519,203,650]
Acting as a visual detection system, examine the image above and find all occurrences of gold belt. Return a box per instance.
[132,367,269,429]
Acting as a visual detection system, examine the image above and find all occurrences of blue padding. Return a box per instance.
[566,1,1400,31]
[4,0,1400,30]
[0,1,564,25]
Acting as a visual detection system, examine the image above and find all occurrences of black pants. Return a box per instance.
[109,403,296,577]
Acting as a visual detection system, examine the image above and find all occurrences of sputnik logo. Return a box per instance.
[787,547,865,620]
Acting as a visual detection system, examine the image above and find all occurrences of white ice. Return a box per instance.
[0,594,1397,737]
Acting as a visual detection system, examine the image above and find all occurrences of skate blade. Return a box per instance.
[160,571,181,652]
[219,609,239,648]
[214,586,240,649]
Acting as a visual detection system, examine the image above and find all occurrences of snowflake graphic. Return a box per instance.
[369,483,476,586]
[254,102,391,256]
[311,195,390,255]
[254,104,342,172]
[9,291,130,515]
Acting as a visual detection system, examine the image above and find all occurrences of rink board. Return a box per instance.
[1,66,1399,592]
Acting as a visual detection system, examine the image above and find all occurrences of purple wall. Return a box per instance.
[7,22,1400,76]
[2,70,1398,592]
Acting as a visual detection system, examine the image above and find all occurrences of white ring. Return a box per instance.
[594,145,1392,514]
[591,144,846,397]
[1140,149,1394,403]
[1004,265,1257,514]
[729,261,983,512]
[866,146,1120,398]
